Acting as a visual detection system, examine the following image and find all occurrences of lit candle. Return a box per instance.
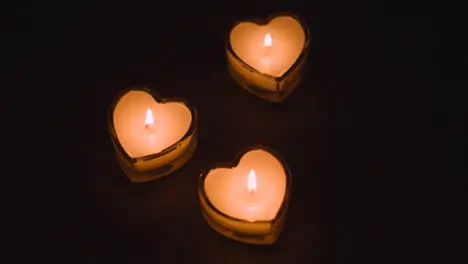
[226,13,310,102]
[109,87,197,182]
[199,146,291,244]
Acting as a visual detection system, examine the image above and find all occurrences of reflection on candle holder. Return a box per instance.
[108,87,198,183]
[226,13,311,102]
[198,145,292,244]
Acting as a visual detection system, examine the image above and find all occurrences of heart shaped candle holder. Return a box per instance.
[198,145,292,244]
[226,13,310,102]
[108,87,198,182]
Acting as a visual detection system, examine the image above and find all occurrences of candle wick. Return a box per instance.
[145,123,154,133]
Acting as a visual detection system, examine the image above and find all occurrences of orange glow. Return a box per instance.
[264,33,272,47]
[145,108,154,126]
[247,169,257,192]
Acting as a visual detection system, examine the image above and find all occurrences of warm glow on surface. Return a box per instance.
[229,16,306,78]
[204,149,287,223]
[247,169,257,192]
[264,33,272,47]
[145,108,154,126]
[113,90,192,158]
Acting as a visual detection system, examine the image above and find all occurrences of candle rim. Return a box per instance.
[108,86,197,162]
[226,12,311,81]
[198,144,292,225]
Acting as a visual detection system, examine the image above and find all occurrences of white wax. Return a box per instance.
[229,16,306,78]
[113,90,192,158]
[204,149,287,223]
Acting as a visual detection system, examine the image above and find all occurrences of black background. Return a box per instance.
[5,1,456,263]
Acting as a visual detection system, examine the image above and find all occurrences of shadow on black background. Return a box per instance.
[5,1,457,263]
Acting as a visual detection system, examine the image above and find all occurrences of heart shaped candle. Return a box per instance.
[199,146,292,244]
[226,13,310,102]
[108,87,197,182]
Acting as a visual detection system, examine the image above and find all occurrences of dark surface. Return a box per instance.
[6,1,450,263]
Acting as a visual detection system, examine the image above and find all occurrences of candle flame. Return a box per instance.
[247,169,257,192]
[264,33,272,47]
[145,108,154,126]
